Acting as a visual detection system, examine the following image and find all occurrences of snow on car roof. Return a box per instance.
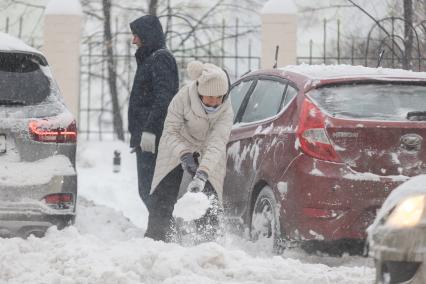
[0,32,42,55]
[281,64,426,80]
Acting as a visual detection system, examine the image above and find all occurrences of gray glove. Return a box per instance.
[180,153,198,175]
[187,170,208,193]
[140,132,156,154]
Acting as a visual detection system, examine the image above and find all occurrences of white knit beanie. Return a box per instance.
[187,61,229,97]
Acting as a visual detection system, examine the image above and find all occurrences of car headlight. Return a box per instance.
[386,195,425,228]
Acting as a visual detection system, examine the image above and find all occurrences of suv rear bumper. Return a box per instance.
[0,201,75,238]
[0,216,74,238]
[0,174,77,238]
[278,154,408,241]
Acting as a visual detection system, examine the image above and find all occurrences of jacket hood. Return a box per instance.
[130,15,166,58]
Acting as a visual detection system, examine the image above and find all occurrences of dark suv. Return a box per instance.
[0,33,77,238]
[223,65,426,250]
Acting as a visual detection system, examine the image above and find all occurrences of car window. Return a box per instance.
[0,52,51,105]
[281,84,298,110]
[240,79,286,123]
[229,80,253,121]
[309,84,426,121]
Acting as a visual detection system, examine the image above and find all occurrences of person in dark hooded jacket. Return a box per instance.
[129,15,179,213]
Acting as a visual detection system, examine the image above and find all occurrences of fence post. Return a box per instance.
[43,0,82,118]
[337,19,340,64]
[114,16,119,66]
[127,39,132,93]
[87,42,92,140]
[5,17,9,33]
[261,0,297,68]
[391,16,395,68]
[209,42,212,62]
[18,16,23,38]
[100,46,105,141]
[221,18,225,68]
[181,41,186,80]
[309,39,313,65]
[78,54,82,130]
[235,18,239,79]
[167,0,173,50]
[248,40,252,71]
[323,18,327,64]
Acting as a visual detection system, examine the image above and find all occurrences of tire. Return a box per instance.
[250,186,281,253]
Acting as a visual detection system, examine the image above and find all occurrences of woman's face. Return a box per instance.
[200,95,224,108]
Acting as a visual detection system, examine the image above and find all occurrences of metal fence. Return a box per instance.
[79,18,426,140]
[2,16,42,49]
[297,18,426,71]
[78,25,261,140]
[4,14,426,140]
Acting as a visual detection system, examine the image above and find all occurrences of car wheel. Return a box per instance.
[250,186,281,253]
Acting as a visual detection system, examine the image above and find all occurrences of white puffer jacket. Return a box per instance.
[150,81,233,202]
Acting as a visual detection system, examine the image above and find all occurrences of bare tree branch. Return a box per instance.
[9,0,44,9]
[300,4,354,13]
[84,10,104,21]
[346,0,389,35]
[112,3,146,13]
[175,0,225,48]
[346,0,404,54]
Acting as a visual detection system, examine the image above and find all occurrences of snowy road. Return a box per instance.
[0,141,375,283]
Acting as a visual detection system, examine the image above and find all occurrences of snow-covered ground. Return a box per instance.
[0,140,375,283]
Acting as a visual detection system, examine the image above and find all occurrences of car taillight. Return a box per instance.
[297,99,341,162]
[42,193,74,210]
[29,119,77,143]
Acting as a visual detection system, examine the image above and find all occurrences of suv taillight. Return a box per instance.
[297,99,341,162]
[42,193,74,210]
[29,119,77,143]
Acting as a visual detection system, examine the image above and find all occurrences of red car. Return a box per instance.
[223,65,426,250]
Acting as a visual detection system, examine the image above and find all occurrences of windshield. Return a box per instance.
[0,52,51,105]
[308,83,426,121]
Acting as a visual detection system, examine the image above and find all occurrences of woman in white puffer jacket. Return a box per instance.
[145,61,234,242]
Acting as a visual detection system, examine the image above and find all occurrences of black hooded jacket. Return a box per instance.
[128,15,179,148]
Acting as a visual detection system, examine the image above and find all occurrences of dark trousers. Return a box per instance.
[144,166,221,242]
[136,147,157,212]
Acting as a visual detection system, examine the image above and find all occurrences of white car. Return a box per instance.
[369,175,426,284]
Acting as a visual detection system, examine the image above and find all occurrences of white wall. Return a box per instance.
[261,0,297,68]
[42,1,82,118]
